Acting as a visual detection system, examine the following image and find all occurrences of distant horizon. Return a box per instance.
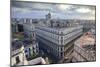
[11,17,96,21]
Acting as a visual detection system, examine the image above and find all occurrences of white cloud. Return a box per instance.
[58,4,71,11]
[76,8,91,13]
[11,7,32,13]
[11,1,95,20]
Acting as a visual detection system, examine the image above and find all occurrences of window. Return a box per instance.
[61,47,63,51]
[61,32,63,35]
[16,56,20,64]
[61,52,63,57]
[36,45,38,48]
[29,48,31,56]
[25,50,27,53]
[26,55,28,59]
[61,36,63,44]
[61,36,63,39]
[33,47,35,50]
[29,48,31,51]
[58,47,59,51]
[17,24,23,32]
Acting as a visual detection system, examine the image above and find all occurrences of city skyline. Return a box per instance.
[11,1,96,66]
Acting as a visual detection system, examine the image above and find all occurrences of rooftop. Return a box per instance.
[22,38,38,47]
[28,57,46,65]
[75,32,96,51]
[22,39,33,47]
[36,25,83,34]
[12,39,37,51]
[12,40,23,51]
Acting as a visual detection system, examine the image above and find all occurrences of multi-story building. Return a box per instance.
[11,40,46,66]
[35,25,83,59]
[11,18,25,33]
[22,39,39,60]
[23,21,36,38]
[72,32,96,62]
[33,12,83,60]
[11,40,28,66]
[11,18,47,66]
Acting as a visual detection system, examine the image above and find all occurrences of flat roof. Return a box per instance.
[75,32,95,51]
[37,25,82,31]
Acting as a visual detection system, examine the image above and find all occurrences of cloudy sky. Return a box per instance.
[11,1,96,20]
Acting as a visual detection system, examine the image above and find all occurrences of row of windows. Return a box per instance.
[37,35,59,51]
[36,25,83,35]
[36,27,82,45]
[64,31,82,45]
[36,26,82,39]
[64,29,82,40]
[36,28,82,46]
[37,35,64,53]
[36,27,59,34]
[24,24,35,31]
[37,36,65,58]
[63,28,82,36]
[24,44,38,58]
[36,29,59,42]
[12,18,38,24]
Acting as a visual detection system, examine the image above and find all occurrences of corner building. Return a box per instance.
[35,25,83,59]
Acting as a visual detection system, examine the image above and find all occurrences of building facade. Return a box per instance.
[11,40,28,66]
[23,39,39,60]
[35,25,83,59]
[11,39,39,66]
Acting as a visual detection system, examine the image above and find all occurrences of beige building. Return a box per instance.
[72,32,96,62]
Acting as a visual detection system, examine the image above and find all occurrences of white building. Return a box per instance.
[23,21,36,38]
[35,25,83,59]
[23,22,39,59]
[11,40,28,66]
[23,39,39,59]
[28,57,46,65]
[33,12,83,59]
[11,39,41,66]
